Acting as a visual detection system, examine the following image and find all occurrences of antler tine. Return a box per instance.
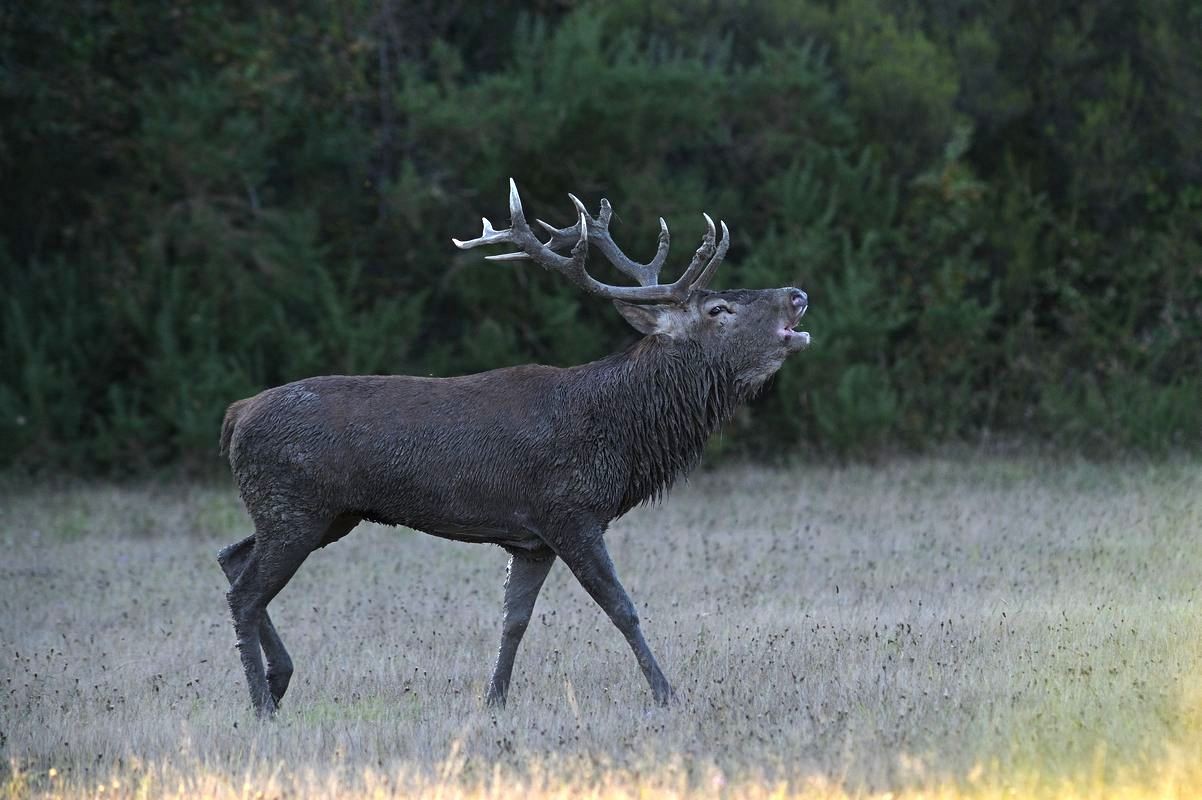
[668,213,719,289]
[691,220,730,290]
[508,176,527,225]
[451,216,509,250]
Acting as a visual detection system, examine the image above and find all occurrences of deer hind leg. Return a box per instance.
[218,535,294,704]
[557,532,674,706]
[485,548,556,707]
[226,515,323,718]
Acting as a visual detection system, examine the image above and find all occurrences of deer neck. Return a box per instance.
[577,335,745,512]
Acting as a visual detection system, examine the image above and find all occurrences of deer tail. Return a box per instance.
[219,398,250,457]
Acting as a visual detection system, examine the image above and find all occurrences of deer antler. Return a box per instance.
[452,179,728,304]
[533,196,669,287]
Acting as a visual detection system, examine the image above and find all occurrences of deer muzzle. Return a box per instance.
[782,288,811,353]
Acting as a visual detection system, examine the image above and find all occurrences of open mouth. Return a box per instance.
[782,304,811,350]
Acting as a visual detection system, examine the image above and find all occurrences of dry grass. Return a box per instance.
[2,456,1201,798]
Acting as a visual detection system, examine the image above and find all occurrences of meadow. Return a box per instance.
[3,455,1201,798]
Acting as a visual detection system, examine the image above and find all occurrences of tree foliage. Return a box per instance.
[2,0,1199,471]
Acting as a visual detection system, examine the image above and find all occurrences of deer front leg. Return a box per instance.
[486,548,555,706]
[557,534,675,706]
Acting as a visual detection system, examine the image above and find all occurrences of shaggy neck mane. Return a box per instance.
[573,334,753,513]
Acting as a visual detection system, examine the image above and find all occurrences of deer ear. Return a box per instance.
[613,300,673,335]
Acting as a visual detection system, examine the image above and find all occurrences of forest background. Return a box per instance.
[3,0,1199,473]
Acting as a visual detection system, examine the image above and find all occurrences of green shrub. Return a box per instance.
[2,0,1199,471]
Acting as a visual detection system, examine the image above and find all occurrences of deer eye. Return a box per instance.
[708,305,731,317]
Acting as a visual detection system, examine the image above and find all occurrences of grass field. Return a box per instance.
[3,456,1201,798]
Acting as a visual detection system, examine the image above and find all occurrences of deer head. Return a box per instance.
[454,179,810,387]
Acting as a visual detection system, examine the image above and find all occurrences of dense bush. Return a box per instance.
[1,0,1199,471]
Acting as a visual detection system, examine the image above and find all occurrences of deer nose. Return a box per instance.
[789,289,808,310]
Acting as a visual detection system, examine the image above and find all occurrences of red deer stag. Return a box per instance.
[218,179,810,716]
